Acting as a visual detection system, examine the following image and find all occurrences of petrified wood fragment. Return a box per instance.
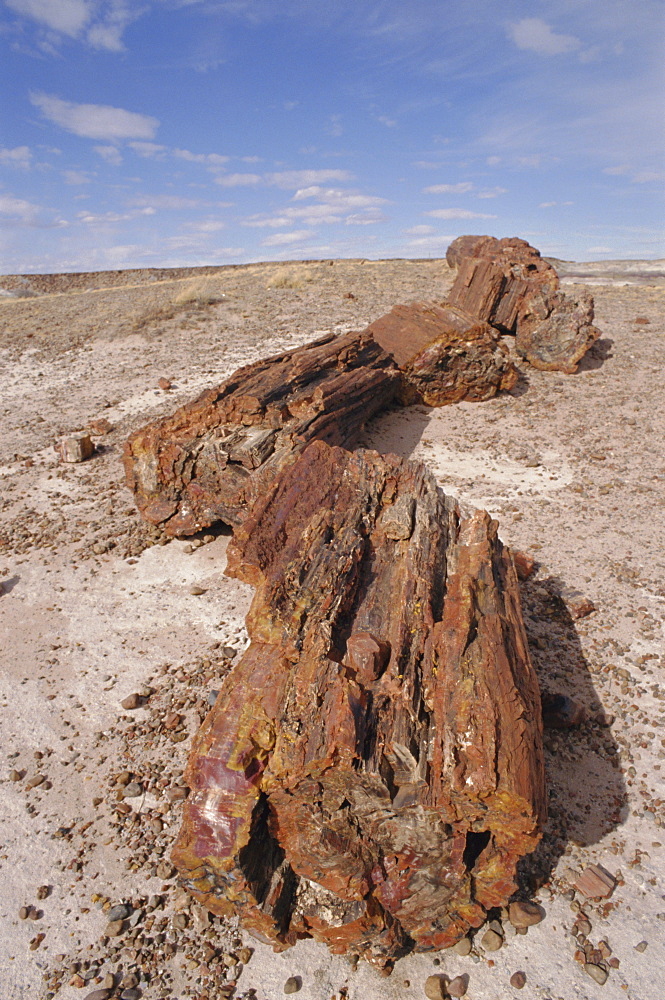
[172,440,546,964]
[445,235,600,373]
[122,330,400,536]
[367,301,518,405]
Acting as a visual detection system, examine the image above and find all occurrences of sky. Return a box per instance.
[0,0,664,274]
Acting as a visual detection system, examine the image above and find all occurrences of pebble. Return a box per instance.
[584,963,609,985]
[423,975,447,1000]
[121,694,142,711]
[448,973,469,996]
[104,918,125,937]
[510,971,527,989]
[83,990,112,1000]
[635,940,648,952]
[36,885,50,900]
[508,900,544,928]
[123,782,143,798]
[189,585,206,596]
[25,774,46,790]
[107,903,131,921]
[284,976,301,994]
[481,928,503,951]
[18,906,30,920]
[453,935,472,955]
[120,990,142,1000]
[9,769,22,782]
[158,377,172,390]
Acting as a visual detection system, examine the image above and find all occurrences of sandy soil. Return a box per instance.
[0,258,664,1000]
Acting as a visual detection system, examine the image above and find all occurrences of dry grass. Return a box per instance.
[265,266,316,290]
[173,276,226,306]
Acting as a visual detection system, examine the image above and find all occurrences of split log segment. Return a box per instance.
[172,440,546,964]
[445,235,600,373]
[367,301,518,405]
[122,330,401,536]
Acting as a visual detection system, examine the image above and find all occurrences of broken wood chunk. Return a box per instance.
[367,301,517,405]
[123,330,400,536]
[574,864,616,899]
[56,434,94,463]
[172,440,546,964]
[445,235,600,373]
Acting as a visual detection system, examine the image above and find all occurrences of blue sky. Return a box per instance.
[1,0,663,273]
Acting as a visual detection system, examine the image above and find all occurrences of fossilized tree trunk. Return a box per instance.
[445,235,600,373]
[171,441,546,965]
[367,301,518,405]
[122,330,400,536]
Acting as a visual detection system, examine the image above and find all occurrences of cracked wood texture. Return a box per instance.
[445,235,600,373]
[171,440,546,965]
[122,330,400,536]
[367,301,518,406]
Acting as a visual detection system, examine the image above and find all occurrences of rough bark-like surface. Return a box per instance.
[172,440,546,964]
[122,330,400,536]
[367,301,518,405]
[445,235,600,373]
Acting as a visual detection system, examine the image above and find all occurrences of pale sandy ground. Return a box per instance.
[0,258,664,1000]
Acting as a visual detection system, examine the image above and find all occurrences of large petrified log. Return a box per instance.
[172,440,546,964]
[367,301,518,405]
[445,235,600,373]
[122,329,400,536]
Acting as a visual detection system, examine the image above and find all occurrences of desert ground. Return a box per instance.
[0,255,664,1000]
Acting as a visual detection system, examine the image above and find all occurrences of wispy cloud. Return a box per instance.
[267,169,353,189]
[426,208,496,220]
[6,0,92,37]
[31,92,159,141]
[0,193,66,228]
[128,142,167,158]
[77,207,156,224]
[403,224,435,236]
[0,145,32,168]
[173,148,230,166]
[62,169,93,184]
[261,229,314,246]
[423,182,473,194]
[94,144,123,165]
[508,18,582,57]
[214,173,262,187]
[6,0,135,51]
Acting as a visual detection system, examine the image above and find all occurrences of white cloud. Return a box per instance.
[406,235,454,250]
[292,186,386,210]
[423,182,473,194]
[77,207,156,224]
[262,230,314,246]
[0,193,66,228]
[94,145,123,165]
[267,169,353,189]
[173,148,230,166]
[477,187,507,199]
[426,209,497,220]
[128,142,167,158]
[404,225,435,236]
[63,169,92,184]
[586,246,614,254]
[5,0,92,37]
[127,195,208,210]
[214,173,262,187]
[377,115,397,127]
[31,92,159,141]
[509,18,581,56]
[184,219,227,233]
[0,146,32,168]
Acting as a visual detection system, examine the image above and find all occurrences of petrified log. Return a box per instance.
[445,235,600,373]
[122,330,400,536]
[367,301,518,405]
[172,440,546,964]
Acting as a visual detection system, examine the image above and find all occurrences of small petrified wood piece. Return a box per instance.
[172,440,546,964]
[367,301,518,405]
[445,235,600,373]
[122,330,400,536]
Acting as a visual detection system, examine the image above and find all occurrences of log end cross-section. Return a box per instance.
[172,441,546,964]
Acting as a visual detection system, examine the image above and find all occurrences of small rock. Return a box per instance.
[155,861,176,879]
[36,885,50,900]
[83,991,113,1000]
[88,418,113,435]
[634,316,650,324]
[423,975,447,1000]
[634,940,648,952]
[284,976,302,994]
[9,769,22,782]
[18,906,30,920]
[453,935,472,956]
[574,864,616,899]
[120,990,142,1000]
[189,585,206,596]
[56,434,95,463]
[163,712,182,730]
[508,900,545,928]
[481,928,503,951]
[107,903,131,921]
[448,973,469,997]
[25,774,46,790]
[541,692,585,728]
[510,971,527,989]
[584,963,609,985]
[158,377,172,390]
[237,946,253,964]
[512,550,535,580]
[207,689,219,707]
[104,918,125,937]
[123,782,143,798]
[120,693,142,711]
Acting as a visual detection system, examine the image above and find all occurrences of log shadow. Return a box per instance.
[514,574,627,895]
[575,336,614,372]
[0,574,20,594]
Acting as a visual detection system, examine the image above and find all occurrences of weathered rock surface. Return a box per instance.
[123,330,400,536]
[367,301,518,405]
[445,235,600,373]
[172,440,546,964]
[56,434,94,463]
